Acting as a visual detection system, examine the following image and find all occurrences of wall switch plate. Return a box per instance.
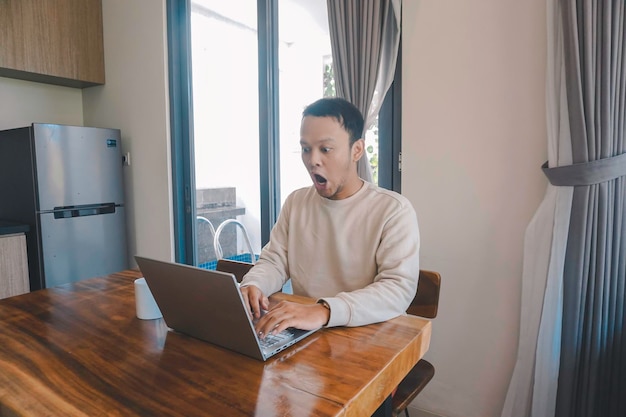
[123,152,131,166]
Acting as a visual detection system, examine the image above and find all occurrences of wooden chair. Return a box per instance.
[392,269,441,417]
[216,258,254,282]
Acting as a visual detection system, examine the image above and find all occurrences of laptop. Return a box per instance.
[134,256,320,361]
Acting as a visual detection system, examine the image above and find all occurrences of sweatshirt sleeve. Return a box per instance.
[321,201,420,328]
[238,195,292,296]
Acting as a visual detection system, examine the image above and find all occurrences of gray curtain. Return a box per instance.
[543,1,626,416]
[327,0,400,182]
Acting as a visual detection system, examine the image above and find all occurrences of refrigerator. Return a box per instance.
[0,123,128,291]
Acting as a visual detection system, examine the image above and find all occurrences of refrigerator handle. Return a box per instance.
[53,203,117,219]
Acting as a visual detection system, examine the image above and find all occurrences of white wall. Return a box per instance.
[82,0,174,264]
[0,77,83,129]
[402,1,548,417]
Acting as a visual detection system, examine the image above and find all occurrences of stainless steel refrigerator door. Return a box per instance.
[32,124,124,210]
[39,207,128,287]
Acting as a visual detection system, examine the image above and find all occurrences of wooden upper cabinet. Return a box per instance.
[0,0,105,88]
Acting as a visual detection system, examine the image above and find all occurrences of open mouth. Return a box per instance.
[314,174,327,185]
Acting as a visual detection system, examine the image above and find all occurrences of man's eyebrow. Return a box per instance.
[300,138,336,145]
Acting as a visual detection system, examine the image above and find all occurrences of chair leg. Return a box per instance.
[371,395,392,417]
[404,409,410,417]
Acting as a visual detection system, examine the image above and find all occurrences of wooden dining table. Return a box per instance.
[0,269,431,417]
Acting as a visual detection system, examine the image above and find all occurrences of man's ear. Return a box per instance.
[351,138,365,162]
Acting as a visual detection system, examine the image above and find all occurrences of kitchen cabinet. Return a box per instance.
[0,0,104,88]
[0,230,30,299]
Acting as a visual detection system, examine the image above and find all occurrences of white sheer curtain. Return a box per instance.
[501,0,574,415]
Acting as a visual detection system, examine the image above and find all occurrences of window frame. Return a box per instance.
[167,0,197,265]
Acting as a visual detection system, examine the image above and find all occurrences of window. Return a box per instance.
[167,0,401,266]
[190,0,261,267]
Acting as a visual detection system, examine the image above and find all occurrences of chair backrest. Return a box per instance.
[407,270,441,319]
[216,259,254,283]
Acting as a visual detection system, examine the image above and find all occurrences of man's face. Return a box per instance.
[300,115,364,200]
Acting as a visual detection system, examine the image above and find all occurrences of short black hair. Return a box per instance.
[302,97,364,145]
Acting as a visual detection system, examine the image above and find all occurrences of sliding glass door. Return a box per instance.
[188,0,337,267]
[168,0,400,266]
[275,0,332,202]
[190,0,262,267]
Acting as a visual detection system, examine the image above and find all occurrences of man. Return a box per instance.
[240,97,420,340]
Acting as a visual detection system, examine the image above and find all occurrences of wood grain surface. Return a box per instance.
[0,233,29,299]
[0,0,104,87]
[0,269,431,417]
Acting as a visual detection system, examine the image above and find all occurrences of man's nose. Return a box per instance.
[309,149,322,166]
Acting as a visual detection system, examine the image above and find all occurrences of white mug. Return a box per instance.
[134,278,162,320]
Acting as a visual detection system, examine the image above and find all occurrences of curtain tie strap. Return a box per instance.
[542,153,626,186]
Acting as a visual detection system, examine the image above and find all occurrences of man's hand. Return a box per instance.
[239,284,269,320]
[253,300,329,339]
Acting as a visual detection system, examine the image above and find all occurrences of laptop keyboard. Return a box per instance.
[259,329,295,349]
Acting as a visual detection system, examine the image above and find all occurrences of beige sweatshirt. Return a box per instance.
[240,181,420,327]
